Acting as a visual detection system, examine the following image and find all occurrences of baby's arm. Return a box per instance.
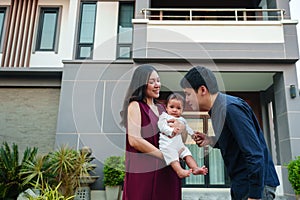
[158,113,177,137]
[181,117,195,136]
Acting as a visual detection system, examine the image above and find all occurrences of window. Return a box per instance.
[76,2,97,59]
[36,8,59,51]
[117,2,134,59]
[0,7,6,51]
[182,113,230,188]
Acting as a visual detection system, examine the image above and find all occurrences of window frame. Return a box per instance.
[75,1,97,60]
[181,113,230,188]
[116,2,134,59]
[0,7,7,53]
[35,7,61,52]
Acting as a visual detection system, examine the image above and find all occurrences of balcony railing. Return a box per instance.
[141,8,285,21]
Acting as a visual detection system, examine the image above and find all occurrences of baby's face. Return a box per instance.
[166,99,183,118]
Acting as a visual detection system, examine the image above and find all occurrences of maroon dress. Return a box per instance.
[122,101,181,200]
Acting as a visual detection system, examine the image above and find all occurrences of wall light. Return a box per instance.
[290,85,297,99]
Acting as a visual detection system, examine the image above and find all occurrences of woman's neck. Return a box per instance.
[145,97,154,105]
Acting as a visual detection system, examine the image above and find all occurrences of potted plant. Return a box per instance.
[24,182,74,200]
[77,146,98,186]
[287,156,300,200]
[103,155,125,200]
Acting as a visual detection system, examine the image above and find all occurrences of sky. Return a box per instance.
[290,0,300,86]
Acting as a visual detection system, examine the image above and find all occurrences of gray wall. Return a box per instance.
[0,88,60,155]
[56,61,134,189]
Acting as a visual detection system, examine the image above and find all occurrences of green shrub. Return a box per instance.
[1,143,97,199]
[287,156,300,195]
[0,142,38,199]
[103,155,125,186]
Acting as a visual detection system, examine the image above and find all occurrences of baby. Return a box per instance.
[158,93,208,178]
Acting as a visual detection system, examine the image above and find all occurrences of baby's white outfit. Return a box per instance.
[158,112,194,165]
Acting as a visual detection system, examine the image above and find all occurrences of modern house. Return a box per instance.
[0,0,299,199]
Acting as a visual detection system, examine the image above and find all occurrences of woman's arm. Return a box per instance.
[127,101,164,160]
[167,118,187,141]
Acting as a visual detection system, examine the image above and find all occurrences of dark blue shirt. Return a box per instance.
[209,93,280,199]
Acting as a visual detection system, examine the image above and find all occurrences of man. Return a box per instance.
[180,66,279,200]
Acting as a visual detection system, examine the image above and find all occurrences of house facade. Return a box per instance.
[0,0,299,199]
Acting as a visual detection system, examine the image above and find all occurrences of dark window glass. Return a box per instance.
[117,2,134,59]
[76,2,97,59]
[0,7,6,51]
[36,8,59,51]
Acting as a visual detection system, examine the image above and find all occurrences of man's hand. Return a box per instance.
[193,131,211,147]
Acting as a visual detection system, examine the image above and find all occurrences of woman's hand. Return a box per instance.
[167,118,185,136]
[167,118,188,142]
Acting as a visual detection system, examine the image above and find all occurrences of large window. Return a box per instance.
[117,2,134,59]
[36,8,60,51]
[0,7,6,52]
[76,2,97,59]
[182,113,230,188]
[159,91,229,188]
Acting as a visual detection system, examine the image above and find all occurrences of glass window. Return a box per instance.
[182,114,230,188]
[0,7,6,51]
[36,8,59,51]
[76,2,97,59]
[117,2,134,59]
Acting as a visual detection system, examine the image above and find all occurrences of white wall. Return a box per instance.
[30,0,78,67]
[147,22,284,43]
[93,2,118,60]
[290,0,300,87]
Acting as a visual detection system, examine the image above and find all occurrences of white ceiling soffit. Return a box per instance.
[159,71,275,92]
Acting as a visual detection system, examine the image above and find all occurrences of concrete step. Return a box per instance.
[90,188,288,200]
[182,188,287,200]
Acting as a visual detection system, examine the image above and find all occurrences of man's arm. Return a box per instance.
[226,103,264,199]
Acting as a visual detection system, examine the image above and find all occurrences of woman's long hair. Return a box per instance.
[120,65,158,127]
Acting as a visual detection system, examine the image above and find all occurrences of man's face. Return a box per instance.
[183,88,200,111]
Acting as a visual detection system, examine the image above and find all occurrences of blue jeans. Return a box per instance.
[231,185,277,200]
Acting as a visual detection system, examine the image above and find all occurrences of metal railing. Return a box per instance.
[141,8,285,21]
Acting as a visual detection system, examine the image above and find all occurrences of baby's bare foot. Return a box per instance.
[192,166,208,175]
[177,169,192,178]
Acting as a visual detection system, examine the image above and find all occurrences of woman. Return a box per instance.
[120,65,182,200]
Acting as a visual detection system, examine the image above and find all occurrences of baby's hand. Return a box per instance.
[172,127,181,136]
[191,134,196,140]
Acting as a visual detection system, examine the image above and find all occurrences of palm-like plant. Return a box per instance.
[21,154,52,190]
[47,145,97,197]
[47,145,78,197]
[0,142,37,199]
[26,182,74,200]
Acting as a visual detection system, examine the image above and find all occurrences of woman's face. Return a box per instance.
[145,71,161,99]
